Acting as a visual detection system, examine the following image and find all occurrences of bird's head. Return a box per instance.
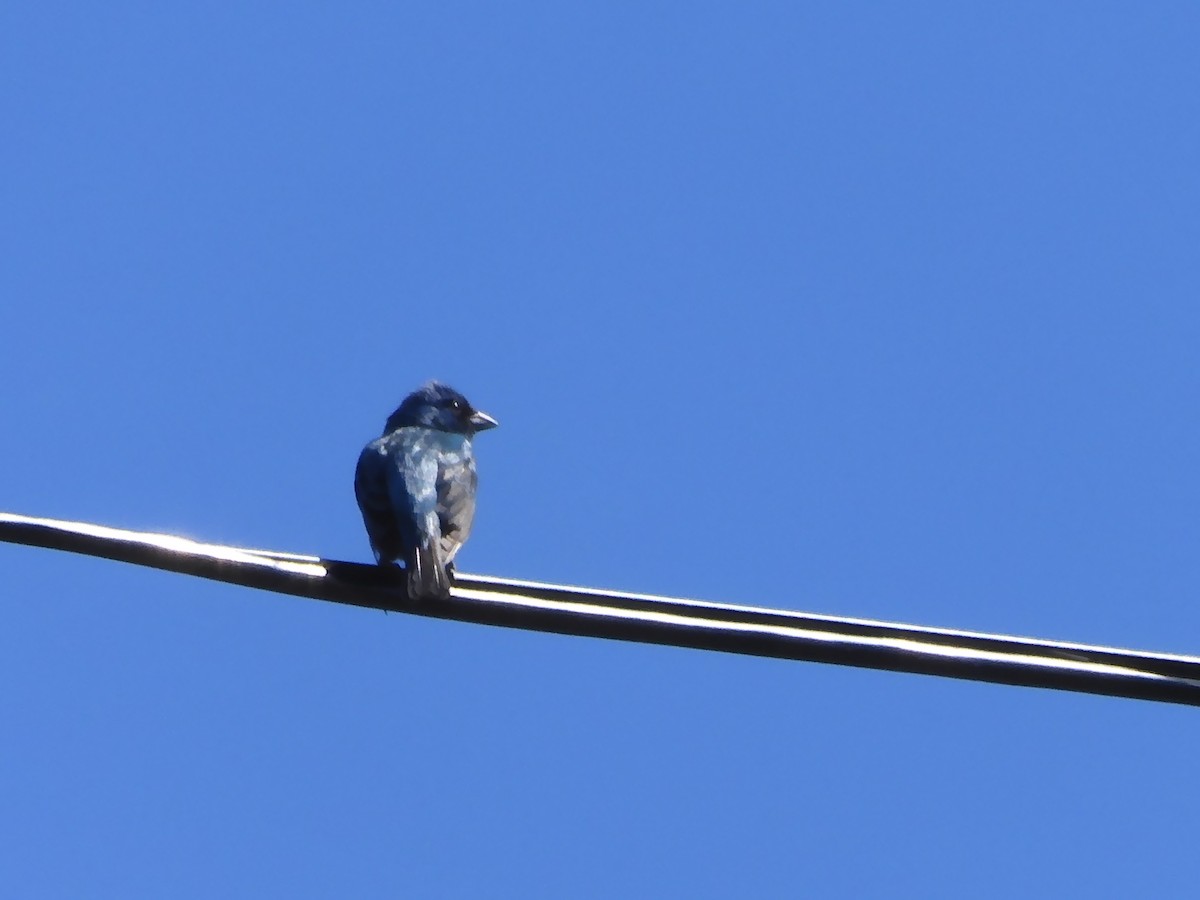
[383,382,499,436]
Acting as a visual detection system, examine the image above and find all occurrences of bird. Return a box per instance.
[354,382,498,601]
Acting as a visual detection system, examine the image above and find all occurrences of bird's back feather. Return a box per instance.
[354,422,479,599]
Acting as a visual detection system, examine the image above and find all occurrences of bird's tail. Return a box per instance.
[407,543,451,601]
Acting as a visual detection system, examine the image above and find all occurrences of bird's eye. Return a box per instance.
[450,399,463,410]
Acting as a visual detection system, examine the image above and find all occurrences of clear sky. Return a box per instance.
[3,3,1199,897]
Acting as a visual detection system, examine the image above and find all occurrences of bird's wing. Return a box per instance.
[354,440,402,563]
[436,449,478,565]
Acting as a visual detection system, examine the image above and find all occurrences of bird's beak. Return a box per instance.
[469,410,499,431]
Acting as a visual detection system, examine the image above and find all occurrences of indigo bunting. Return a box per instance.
[355,382,498,600]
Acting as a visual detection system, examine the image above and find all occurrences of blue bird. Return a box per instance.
[354,382,498,600]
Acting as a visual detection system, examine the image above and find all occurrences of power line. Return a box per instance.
[3,511,1199,707]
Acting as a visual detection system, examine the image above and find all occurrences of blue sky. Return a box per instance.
[3,3,1199,897]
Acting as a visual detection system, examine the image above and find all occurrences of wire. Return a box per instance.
[3,511,1199,707]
